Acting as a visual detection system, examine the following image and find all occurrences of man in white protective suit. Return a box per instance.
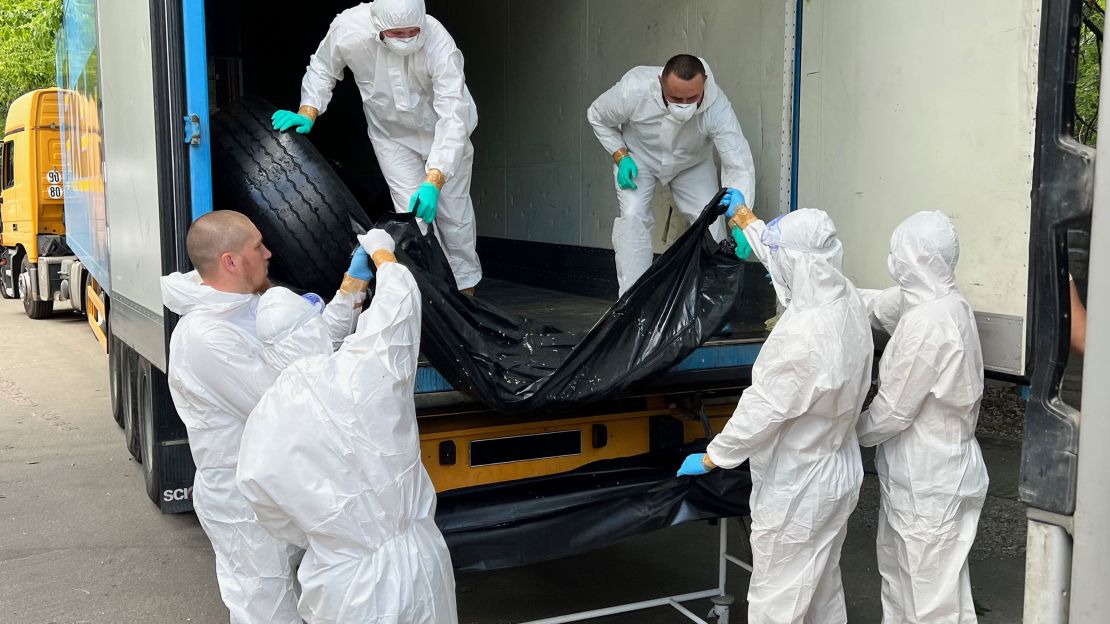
[856,211,988,623]
[273,0,482,294]
[161,210,372,623]
[236,229,457,624]
[587,53,756,295]
[677,201,873,624]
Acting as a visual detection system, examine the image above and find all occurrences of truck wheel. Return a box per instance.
[20,256,54,319]
[211,97,360,296]
[135,358,161,504]
[1,248,21,299]
[120,346,142,462]
[109,334,126,429]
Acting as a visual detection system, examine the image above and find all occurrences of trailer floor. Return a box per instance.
[0,297,1024,623]
[475,279,769,343]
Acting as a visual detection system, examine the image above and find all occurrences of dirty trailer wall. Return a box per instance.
[430,0,789,252]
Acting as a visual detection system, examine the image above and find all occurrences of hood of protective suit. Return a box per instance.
[760,208,848,309]
[370,0,427,50]
[256,287,333,372]
[697,59,721,113]
[160,271,256,316]
[888,210,960,308]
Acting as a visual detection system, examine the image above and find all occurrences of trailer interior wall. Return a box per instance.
[94,0,167,369]
[797,0,1040,374]
[431,0,790,252]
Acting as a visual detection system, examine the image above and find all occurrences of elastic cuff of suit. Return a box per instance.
[424,168,447,190]
[297,105,320,121]
[728,206,756,230]
[371,250,397,267]
[339,274,370,296]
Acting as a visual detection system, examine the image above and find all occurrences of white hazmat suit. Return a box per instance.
[706,209,873,624]
[300,0,481,289]
[587,62,756,294]
[161,272,366,624]
[856,211,988,624]
[236,249,457,624]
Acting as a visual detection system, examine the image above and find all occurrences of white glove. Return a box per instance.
[358,229,396,255]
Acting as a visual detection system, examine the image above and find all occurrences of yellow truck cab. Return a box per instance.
[0,88,86,319]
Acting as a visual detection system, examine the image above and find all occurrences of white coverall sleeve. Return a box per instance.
[424,37,474,179]
[708,97,756,205]
[300,17,347,115]
[321,287,367,347]
[186,327,279,420]
[238,476,310,550]
[586,79,634,156]
[859,286,904,335]
[741,219,773,267]
[706,328,822,469]
[340,263,422,383]
[857,318,942,447]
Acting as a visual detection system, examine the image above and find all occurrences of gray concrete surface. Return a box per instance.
[0,298,1027,623]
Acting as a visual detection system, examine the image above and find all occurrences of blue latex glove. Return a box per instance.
[677,453,711,477]
[271,109,314,134]
[347,246,373,281]
[731,226,752,261]
[617,155,638,190]
[408,182,440,222]
[719,188,747,218]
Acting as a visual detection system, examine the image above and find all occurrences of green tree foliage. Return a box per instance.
[1076,0,1105,145]
[0,0,64,123]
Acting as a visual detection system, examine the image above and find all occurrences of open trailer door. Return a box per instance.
[796,0,1041,377]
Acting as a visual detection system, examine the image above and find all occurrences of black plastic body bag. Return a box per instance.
[371,191,753,571]
[377,189,746,412]
[438,454,752,572]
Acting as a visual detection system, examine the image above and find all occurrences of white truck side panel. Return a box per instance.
[438,0,787,251]
[96,0,166,367]
[97,0,163,314]
[798,0,1039,374]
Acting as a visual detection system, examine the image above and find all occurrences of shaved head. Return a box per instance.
[186,211,258,278]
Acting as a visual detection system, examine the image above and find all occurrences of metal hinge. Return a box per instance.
[183,114,201,145]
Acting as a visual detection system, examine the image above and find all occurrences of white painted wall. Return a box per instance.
[435,0,788,251]
[797,0,1038,322]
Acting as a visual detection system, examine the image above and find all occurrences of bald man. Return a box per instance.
[159,211,373,624]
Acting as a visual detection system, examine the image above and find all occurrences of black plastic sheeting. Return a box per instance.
[376,190,745,412]
[37,235,73,258]
[435,452,752,572]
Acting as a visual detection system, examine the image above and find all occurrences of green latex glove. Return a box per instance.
[617,155,638,190]
[271,109,314,134]
[731,226,752,260]
[408,182,440,222]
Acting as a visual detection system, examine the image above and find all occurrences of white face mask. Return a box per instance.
[667,102,697,122]
[383,35,421,56]
[768,248,795,308]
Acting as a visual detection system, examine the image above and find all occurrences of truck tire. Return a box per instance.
[20,256,54,319]
[135,358,161,504]
[109,333,126,429]
[120,345,142,462]
[0,248,19,299]
[211,97,360,296]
